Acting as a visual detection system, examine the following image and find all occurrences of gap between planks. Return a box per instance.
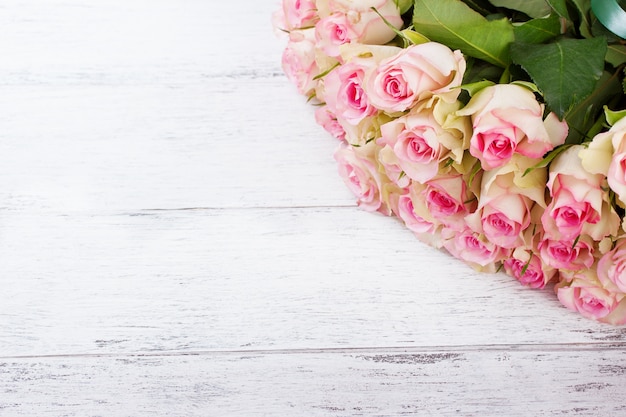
[3,342,626,361]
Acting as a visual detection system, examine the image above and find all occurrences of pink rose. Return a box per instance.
[504,248,556,289]
[397,189,443,248]
[315,106,346,141]
[538,234,595,271]
[396,186,440,235]
[541,145,619,242]
[458,84,568,170]
[339,111,391,147]
[323,58,377,125]
[334,143,386,212]
[556,269,626,324]
[315,13,353,58]
[580,116,626,208]
[281,29,319,96]
[378,100,468,183]
[272,9,288,37]
[376,145,411,188]
[598,236,626,294]
[315,0,402,57]
[465,156,547,249]
[366,42,466,113]
[442,226,509,271]
[281,0,319,31]
[422,173,476,230]
[472,192,532,249]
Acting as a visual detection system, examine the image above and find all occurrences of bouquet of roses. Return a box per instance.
[273,0,626,324]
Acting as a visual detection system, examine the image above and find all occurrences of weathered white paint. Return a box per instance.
[2,348,626,416]
[0,82,351,211]
[1,208,625,359]
[0,0,624,415]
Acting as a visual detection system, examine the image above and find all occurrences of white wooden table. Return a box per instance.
[1,1,625,415]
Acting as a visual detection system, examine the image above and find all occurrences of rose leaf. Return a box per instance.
[412,0,514,67]
[510,37,607,120]
[512,14,562,44]
[488,0,552,19]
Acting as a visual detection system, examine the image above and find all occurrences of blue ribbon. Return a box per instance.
[591,0,626,38]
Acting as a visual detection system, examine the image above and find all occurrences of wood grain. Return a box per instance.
[2,348,626,416]
[0,82,351,211]
[0,0,281,83]
[1,208,624,358]
[1,0,625,415]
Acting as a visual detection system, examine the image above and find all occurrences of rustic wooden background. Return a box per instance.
[1,1,625,415]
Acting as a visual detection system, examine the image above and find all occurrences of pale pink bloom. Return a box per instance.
[396,191,439,235]
[541,145,619,242]
[609,150,626,204]
[458,84,568,170]
[423,174,476,230]
[324,59,377,125]
[334,144,384,212]
[315,13,353,57]
[281,29,319,96]
[476,193,532,248]
[556,269,626,323]
[580,116,626,208]
[339,115,384,147]
[538,235,595,271]
[597,236,626,294]
[272,9,288,37]
[366,42,466,113]
[379,110,444,183]
[282,0,319,31]
[442,226,509,269]
[315,106,346,141]
[322,0,404,45]
[503,248,556,289]
[377,98,470,184]
[464,158,539,249]
[604,118,626,208]
[376,145,411,188]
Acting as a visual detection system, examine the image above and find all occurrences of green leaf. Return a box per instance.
[591,0,626,39]
[605,106,626,126]
[563,70,622,144]
[462,57,505,85]
[523,144,572,177]
[510,80,541,93]
[606,44,626,67]
[313,63,340,81]
[545,0,569,19]
[571,0,593,38]
[513,14,562,44]
[463,0,498,15]
[510,37,607,119]
[401,29,430,45]
[467,160,483,188]
[412,0,515,67]
[461,80,495,96]
[394,0,414,14]
[488,0,552,18]
[520,257,532,277]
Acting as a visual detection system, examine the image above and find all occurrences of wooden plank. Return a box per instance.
[1,209,624,357]
[0,0,283,84]
[1,347,625,416]
[1,0,623,413]
[0,81,351,211]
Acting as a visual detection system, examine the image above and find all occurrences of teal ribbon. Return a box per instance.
[591,0,626,38]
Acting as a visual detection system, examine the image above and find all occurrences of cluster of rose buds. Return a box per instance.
[274,0,626,324]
